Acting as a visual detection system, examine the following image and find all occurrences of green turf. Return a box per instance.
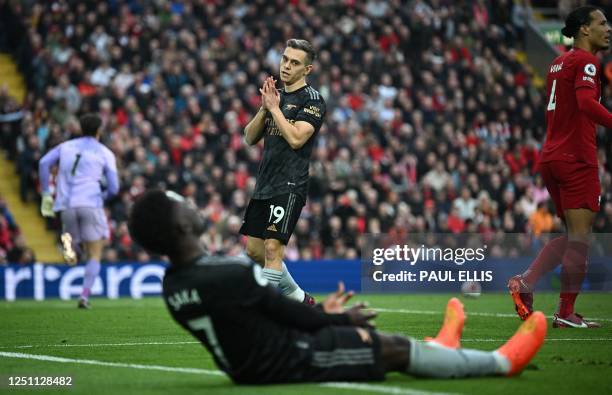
[1,293,611,395]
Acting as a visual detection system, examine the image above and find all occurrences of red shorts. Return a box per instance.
[539,161,600,218]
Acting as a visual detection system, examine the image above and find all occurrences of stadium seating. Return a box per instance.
[1,1,612,261]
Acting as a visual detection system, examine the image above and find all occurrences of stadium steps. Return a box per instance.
[516,51,546,89]
[0,53,61,263]
[0,53,26,104]
[0,153,62,263]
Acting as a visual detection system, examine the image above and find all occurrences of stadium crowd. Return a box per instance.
[0,87,36,265]
[2,0,612,261]
[0,193,35,264]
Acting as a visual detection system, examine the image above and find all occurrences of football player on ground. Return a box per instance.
[240,39,326,305]
[129,189,547,384]
[509,6,612,328]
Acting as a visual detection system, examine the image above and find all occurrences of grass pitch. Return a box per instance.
[1,293,611,395]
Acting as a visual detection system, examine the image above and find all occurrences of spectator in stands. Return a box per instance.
[453,187,478,221]
[6,234,36,264]
[0,195,30,264]
[0,210,14,256]
[529,202,554,237]
[0,85,24,160]
[3,0,611,261]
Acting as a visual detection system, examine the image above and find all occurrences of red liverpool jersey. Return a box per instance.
[540,48,600,166]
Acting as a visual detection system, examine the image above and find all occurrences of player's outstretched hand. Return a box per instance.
[322,282,377,328]
[40,193,55,218]
[322,281,354,313]
[345,302,377,329]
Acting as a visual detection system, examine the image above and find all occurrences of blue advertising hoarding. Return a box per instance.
[0,258,609,300]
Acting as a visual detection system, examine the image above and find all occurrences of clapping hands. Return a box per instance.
[260,76,280,111]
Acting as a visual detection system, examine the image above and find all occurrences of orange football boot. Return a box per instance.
[425,297,465,349]
[508,275,533,321]
[495,311,547,376]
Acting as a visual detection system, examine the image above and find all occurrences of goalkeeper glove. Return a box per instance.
[40,193,55,218]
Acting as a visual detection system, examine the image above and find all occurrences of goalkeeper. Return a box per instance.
[38,113,119,309]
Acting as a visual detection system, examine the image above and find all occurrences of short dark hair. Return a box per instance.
[562,6,602,38]
[286,39,316,65]
[79,113,102,136]
[128,190,178,256]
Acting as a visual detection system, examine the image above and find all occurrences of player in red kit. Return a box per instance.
[508,6,612,328]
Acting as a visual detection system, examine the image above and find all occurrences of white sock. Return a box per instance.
[279,262,305,301]
[408,339,508,378]
[492,351,512,374]
[262,268,282,288]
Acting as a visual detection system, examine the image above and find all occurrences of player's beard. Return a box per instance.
[598,32,610,50]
